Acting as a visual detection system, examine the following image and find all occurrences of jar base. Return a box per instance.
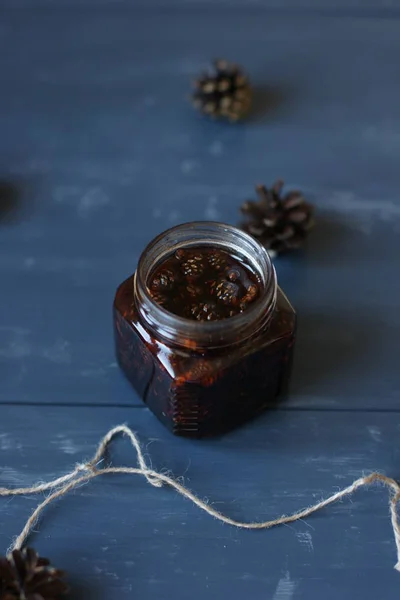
[114,275,296,438]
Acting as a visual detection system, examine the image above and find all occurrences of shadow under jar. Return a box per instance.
[113,222,296,437]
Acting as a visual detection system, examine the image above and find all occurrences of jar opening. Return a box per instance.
[146,246,262,321]
[134,222,277,350]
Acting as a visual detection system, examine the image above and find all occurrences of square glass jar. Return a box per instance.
[113,222,296,437]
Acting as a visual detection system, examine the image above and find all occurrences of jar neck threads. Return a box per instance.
[134,222,277,350]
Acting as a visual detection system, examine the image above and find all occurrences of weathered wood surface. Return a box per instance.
[0,6,399,599]
[0,407,399,600]
[1,9,400,408]
[4,1,400,10]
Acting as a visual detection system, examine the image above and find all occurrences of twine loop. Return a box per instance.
[0,425,399,571]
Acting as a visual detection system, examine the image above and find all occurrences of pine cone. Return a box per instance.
[0,548,68,600]
[191,59,252,121]
[240,181,314,256]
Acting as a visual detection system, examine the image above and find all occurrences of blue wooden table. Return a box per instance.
[1,2,400,598]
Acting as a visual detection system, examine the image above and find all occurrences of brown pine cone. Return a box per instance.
[191,59,252,122]
[240,181,314,256]
[0,548,68,600]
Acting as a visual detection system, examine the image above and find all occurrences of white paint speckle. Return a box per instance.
[168,210,181,224]
[78,187,109,217]
[272,571,296,600]
[125,561,135,568]
[24,257,36,269]
[58,437,80,455]
[209,140,223,156]
[181,159,198,174]
[322,190,400,219]
[0,433,22,452]
[240,572,257,581]
[1,467,24,484]
[204,196,220,220]
[42,339,71,364]
[0,327,31,359]
[0,434,12,450]
[80,367,106,378]
[368,426,382,443]
[296,530,314,552]
[52,434,87,456]
[144,95,156,107]
[334,472,348,480]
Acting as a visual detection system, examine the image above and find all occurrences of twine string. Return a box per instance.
[0,425,399,571]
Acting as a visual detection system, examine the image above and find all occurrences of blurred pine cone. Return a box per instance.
[240,181,314,256]
[0,548,68,600]
[191,59,252,121]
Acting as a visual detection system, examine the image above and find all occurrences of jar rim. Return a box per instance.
[134,221,277,349]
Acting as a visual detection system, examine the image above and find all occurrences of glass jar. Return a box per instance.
[113,222,296,437]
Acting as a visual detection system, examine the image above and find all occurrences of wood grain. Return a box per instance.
[0,406,399,600]
[0,7,399,598]
[1,10,400,408]
[3,1,400,10]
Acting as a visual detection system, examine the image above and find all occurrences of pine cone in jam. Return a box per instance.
[240,181,314,256]
[0,548,68,600]
[191,59,252,122]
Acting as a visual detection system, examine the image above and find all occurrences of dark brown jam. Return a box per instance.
[147,246,261,321]
[113,223,296,438]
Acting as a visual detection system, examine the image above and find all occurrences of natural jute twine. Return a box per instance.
[1,425,399,570]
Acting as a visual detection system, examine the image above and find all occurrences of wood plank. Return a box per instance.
[0,406,399,600]
[3,1,400,11]
[1,11,399,408]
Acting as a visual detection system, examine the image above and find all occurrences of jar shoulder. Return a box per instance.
[114,276,295,381]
